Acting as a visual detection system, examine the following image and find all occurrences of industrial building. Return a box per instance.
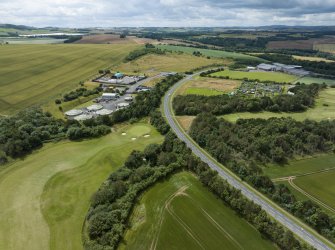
[101,93,119,100]
[256,63,309,76]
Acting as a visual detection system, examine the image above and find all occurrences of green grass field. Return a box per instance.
[295,76,335,86]
[294,170,335,211]
[211,69,299,83]
[121,172,276,250]
[184,87,224,96]
[265,154,335,179]
[223,87,335,122]
[117,52,227,76]
[269,154,335,215]
[0,44,138,115]
[157,44,265,62]
[0,122,163,250]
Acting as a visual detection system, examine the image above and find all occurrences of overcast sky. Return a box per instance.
[1,0,335,27]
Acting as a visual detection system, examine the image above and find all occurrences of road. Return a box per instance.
[163,72,334,250]
[102,73,165,111]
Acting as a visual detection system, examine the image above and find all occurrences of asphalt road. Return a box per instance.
[163,73,334,250]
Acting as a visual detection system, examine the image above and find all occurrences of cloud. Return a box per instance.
[0,0,334,27]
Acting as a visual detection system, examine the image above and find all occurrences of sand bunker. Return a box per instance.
[131,137,137,141]
[143,134,150,138]
[121,132,126,135]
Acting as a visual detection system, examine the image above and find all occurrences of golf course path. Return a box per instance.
[163,71,334,250]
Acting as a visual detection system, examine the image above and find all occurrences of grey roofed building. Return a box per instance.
[257,63,277,71]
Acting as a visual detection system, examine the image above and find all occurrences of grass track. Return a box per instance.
[120,172,276,250]
[0,44,138,114]
[0,122,163,250]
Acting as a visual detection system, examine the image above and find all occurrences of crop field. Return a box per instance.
[267,38,335,50]
[314,44,335,54]
[211,69,299,83]
[293,55,334,63]
[117,53,227,76]
[0,38,67,44]
[269,154,335,215]
[222,87,335,122]
[295,76,335,86]
[176,77,240,96]
[0,44,138,115]
[121,172,275,250]
[0,122,163,250]
[156,44,265,62]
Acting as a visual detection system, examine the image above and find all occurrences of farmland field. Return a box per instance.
[314,44,335,54]
[184,87,224,95]
[295,76,335,86]
[293,55,334,63]
[157,44,265,61]
[121,172,276,250]
[176,77,240,96]
[265,154,335,179]
[0,122,163,250]
[0,37,67,44]
[211,69,299,83]
[0,44,138,115]
[222,87,335,122]
[117,53,227,76]
[269,154,335,215]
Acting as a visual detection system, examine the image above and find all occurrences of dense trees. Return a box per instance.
[63,87,102,102]
[174,83,324,116]
[189,113,335,241]
[109,74,183,124]
[0,108,112,162]
[85,131,311,250]
[124,46,165,62]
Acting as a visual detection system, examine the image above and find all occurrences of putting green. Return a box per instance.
[0,123,163,250]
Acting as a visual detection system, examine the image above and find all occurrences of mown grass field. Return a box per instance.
[0,44,138,115]
[223,87,335,122]
[157,44,266,61]
[121,172,276,250]
[117,53,228,76]
[0,122,163,250]
[211,69,299,83]
[295,76,335,86]
[184,87,224,96]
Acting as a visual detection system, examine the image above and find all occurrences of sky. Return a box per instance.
[1,0,335,27]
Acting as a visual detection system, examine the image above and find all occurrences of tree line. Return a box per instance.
[258,53,335,78]
[173,83,324,116]
[0,108,111,164]
[61,87,102,103]
[85,130,311,250]
[0,75,183,165]
[189,113,335,242]
[124,44,165,62]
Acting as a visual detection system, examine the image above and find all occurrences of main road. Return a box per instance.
[163,72,334,250]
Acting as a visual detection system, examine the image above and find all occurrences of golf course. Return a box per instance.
[121,172,276,250]
[0,44,138,115]
[0,122,163,250]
